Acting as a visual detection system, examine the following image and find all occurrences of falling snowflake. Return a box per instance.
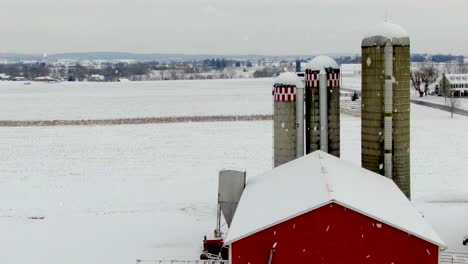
[326,225,330,232]
[379,164,384,170]
[366,255,371,259]
[281,122,285,128]
[366,57,372,67]
[426,249,431,255]
[376,223,383,229]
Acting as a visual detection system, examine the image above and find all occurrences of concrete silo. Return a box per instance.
[361,22,411,198]
[273,72,304,167]
[305,56,340,157]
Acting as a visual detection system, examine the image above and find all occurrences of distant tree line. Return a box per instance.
[411,54,464,63]
[0,63,49,79]
[253,67,282,78]
[335,56,361,64]
[0,54,465,82]
[71,62,152,81]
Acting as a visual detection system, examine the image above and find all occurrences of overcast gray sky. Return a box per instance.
[0,0,466,55]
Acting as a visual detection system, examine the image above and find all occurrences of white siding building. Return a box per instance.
[439,74,468,97]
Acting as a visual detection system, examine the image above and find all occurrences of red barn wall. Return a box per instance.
[231,202,438,264]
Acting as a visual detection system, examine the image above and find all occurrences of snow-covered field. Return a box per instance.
[341,75,361,91]
[0,79,272,121]
[0,79,467,264]
[0,121,273,264]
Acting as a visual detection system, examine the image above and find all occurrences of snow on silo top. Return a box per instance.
[362,22,410,47]
[305,55,339,72]
[274,72,304,88]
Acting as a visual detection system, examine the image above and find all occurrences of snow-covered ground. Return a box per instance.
[0,79,467,263]
[0,121,273,264]
[341,75,361,91]
[0,79,273,121]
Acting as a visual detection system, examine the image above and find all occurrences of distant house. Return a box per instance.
[0,73,11,80]
[89,74,105,82]
[33,76,56,82]
[439,73,468,97]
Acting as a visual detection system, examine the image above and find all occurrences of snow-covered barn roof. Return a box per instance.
[444,74,468,85]
[225,151,446,249]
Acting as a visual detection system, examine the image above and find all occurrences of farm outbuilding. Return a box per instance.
[225,151,445,264]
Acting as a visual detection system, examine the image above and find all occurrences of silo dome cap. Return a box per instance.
[362,22,410,47]
[305,56,339,71]
[274,72,304,88]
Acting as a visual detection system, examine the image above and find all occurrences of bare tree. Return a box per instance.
[169,70,179,80]
[444,62,456,74]
[457,60,468,74]
[410,68,423,96]
[447,92,461,118]
[410,62,439,97]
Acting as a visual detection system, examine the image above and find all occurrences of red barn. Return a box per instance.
[225,151,446,264]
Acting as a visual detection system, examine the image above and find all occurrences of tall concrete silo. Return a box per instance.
[361,22,411,198]
[305,56,340,157]
[273,72,304,167]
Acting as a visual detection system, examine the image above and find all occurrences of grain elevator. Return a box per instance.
[361,22,411,198]
[273,56,340,167]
